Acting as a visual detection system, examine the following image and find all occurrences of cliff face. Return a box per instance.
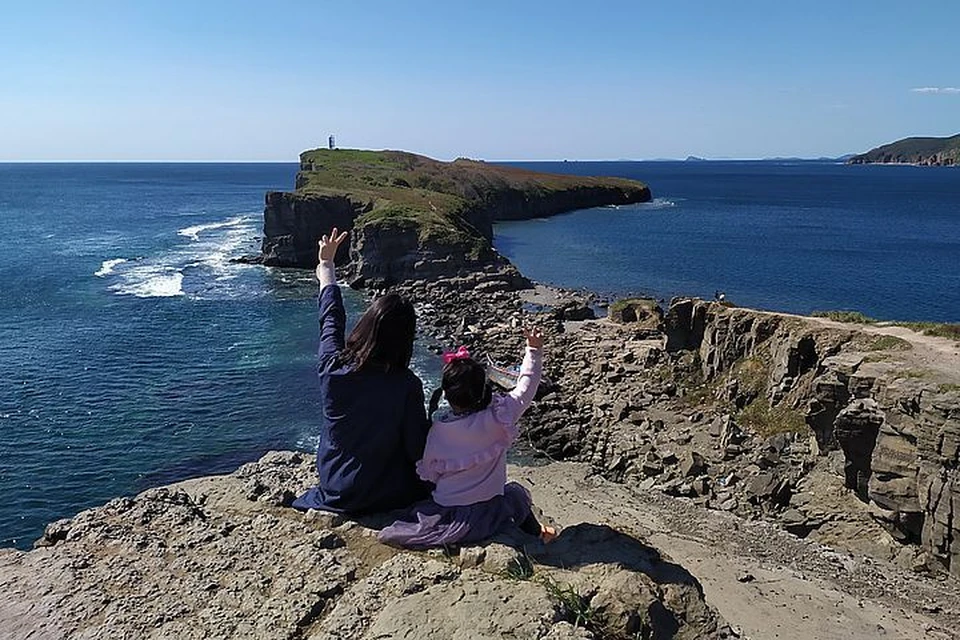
[349,222,528,285]
[255,149,651,283]
[259,192,371,268]
[848,134,960,166]
[655,300,960,574]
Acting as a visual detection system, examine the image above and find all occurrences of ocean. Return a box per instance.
[499,161,960,321]
[1,161,957,549]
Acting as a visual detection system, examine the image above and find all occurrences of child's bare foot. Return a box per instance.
[540,525,558,543]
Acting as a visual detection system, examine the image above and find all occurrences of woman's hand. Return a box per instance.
[318,227,349,263]
[523,326,544,350]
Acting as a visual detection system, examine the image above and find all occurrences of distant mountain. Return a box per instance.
[848,134,960,166]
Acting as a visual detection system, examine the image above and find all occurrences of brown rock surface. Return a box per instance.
[0,452,730,640]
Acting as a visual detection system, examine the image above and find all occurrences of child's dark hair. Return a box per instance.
[429,357,493,416]
[340,293,415,372]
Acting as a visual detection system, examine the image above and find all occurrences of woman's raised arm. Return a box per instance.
[317,228,349,369]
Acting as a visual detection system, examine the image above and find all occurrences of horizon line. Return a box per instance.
[0,156,850,164]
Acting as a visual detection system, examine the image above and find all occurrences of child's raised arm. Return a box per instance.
[492,327,543,428]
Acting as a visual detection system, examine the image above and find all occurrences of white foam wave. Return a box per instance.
[94,258,128,277]
[178,216,246,241]
[109,214,260,299]
[111,267,184,298]
[639,197,677,210]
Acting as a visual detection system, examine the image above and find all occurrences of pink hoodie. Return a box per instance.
[416,347,543,507]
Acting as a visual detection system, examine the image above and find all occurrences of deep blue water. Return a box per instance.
[0,163,438,549]
[1,160,957,550]
[498,161,960,322]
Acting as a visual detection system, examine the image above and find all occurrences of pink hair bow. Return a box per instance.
[442,345,471,365]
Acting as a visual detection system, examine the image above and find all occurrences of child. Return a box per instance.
[378,328,556,548]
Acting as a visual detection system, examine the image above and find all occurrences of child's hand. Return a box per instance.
[523,326,544,350]
[318,227,348,263]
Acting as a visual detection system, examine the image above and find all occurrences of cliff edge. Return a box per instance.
[1,452,732,640]
[848,134,960,166]
[255,149,651,284]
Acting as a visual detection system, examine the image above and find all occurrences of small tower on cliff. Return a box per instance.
[328,135,336,150]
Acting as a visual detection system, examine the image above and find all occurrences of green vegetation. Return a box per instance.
[812,310,959,343]
[894,322,960,342]
[294,148,650,254]
[849,134,960,165]
[609,297,659,316]
[811,310,877,324]
[681,382,716,408]
[866,335,912,351]
[737,398,808,437]
[354,202,487,258]
[502,551,535,581]
[539,576,604,635]
[938,383,960,394]
[734,357,769,397]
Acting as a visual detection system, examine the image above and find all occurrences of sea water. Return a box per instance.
[0,163,442,549]
[498,161,960,322]
[1,160,957,549]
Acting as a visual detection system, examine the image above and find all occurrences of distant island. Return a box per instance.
[848,133,960,166]
[254,149,651,285]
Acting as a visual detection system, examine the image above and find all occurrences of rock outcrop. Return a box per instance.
[254,149,651,284]
[514,294,960,577]
[1,451,731,639]
[258,192,370,268]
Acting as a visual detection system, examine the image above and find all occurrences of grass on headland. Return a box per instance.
[811,310,877,324]
[894,322,960,341]
[866,335,912,351]
[812,310,960,342]
[294,148,649,256]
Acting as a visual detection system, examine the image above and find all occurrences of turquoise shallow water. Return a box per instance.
[1,160,957,550]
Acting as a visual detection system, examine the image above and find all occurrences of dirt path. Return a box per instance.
[762,310,960,379]
[515,462,960,640]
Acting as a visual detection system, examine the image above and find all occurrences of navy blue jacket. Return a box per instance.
[293,285,431,514]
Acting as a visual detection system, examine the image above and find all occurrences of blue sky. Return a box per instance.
[1,0,958,161]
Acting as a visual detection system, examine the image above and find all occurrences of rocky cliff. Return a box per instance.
[6,271,960,638]
[1,452,732,640]
[255,149,651,284]
[509,295,960,578]
[848,134,960,166]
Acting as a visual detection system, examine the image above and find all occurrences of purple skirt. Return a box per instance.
[377,482,532,549]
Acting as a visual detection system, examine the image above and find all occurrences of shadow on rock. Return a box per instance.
[531,522,702,588]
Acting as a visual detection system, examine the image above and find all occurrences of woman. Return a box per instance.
[293,228,431,514]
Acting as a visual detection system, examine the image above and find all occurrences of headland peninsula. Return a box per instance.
[848,133,960,166]
[3,149,959,639]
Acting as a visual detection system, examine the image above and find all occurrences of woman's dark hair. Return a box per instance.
[340,293,415,372]
[431,357,492,415]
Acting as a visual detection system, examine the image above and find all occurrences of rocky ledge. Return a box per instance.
[248,149,651,285]
[401,275,960,580]
[2,452,732,640]
[6,270,960,638]
[395,272,960,636]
